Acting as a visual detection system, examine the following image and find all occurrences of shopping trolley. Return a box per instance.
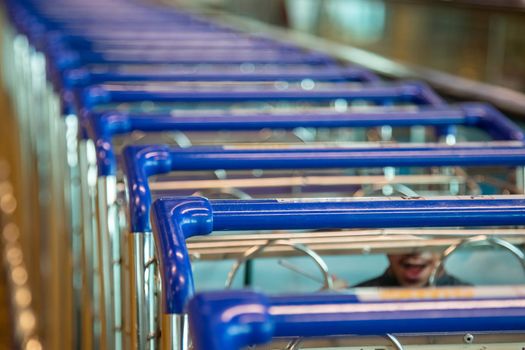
[2,22,389,350]
[2,7,376,348]
[89,101,523,183]
[77,75,421,350]
[153,195,525,350]
[34,9,436,348]
[124,143,525,349]
[80,83,449,350]
[3,2,525,350]
[0,0,355,348]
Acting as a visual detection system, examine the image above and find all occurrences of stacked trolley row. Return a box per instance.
[165,196,525,350]
[1,0,525,349]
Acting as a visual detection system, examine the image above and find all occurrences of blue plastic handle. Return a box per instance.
[25,20,246,53]
[124,142,525,235]
[6,0,228,40]
[51,39,302,55]
[187,289,525,350]
[58,40,297,56]
[63,66,380,88]
[151,195,525,314]
[9,3,231,38]
[53,48,333,70]
[45,30,245,44]
[46,33,292,52]
[58,64,380,113]
[91,103,522,177]
[81,81,444,108]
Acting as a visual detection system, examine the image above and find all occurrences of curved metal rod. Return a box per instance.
[261,129,308,144]
[352,167,485,198]
[292,126,317,143]
[282,333,405,350]
[170,130,193,148]
[225,239,334,291]
[429,235,525,286]
[192,187,252,200]
[281,332,404,350]
[386,333,405,350]
[283,337,302,350]
[353,183,420,198]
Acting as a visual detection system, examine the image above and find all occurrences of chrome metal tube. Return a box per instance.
[96,176,117,350]
[516,166,525,193]
[65,113,82,349]
[78,139,99,350]
[49,113,74,349]
[161,314,189,350]
[129,232,151,350]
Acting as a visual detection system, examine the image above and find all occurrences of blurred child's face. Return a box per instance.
[387,252,441,287]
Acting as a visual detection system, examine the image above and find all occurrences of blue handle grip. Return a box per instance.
[52,41,303,55]
[32,22,249,52]
[63,66,380,88]
[81,81,444,108]
[152,195,525,314]
[46,30,247,43]
[60,66,379,108]
[47,33,293,52]
[187,289,525,350]
[90,102,522,177]
[54,48,333,70]
[125,142,525,234]
[14,8,231,39]
[4,0,227,40]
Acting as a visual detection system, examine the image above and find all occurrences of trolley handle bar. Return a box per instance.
[93,102,522,176]
[80,81,444,108]
[187,289,525,350]
[125,143,525,234]
[54,48,333,70]
[63,66,380,88]
[151,195,525,313]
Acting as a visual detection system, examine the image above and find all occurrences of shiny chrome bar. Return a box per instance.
[78,139,98,350]
[187,231,525,260]
[149,174,468,191]
[128,232,158,350]
[96,176,117,350]
[161,314,189,350]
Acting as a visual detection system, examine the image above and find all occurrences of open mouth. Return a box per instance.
[400,260,431,282]
[401,261,429,269]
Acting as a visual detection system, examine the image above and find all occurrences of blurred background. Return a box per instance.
[197,0,525,93]
[166,0,525,118]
